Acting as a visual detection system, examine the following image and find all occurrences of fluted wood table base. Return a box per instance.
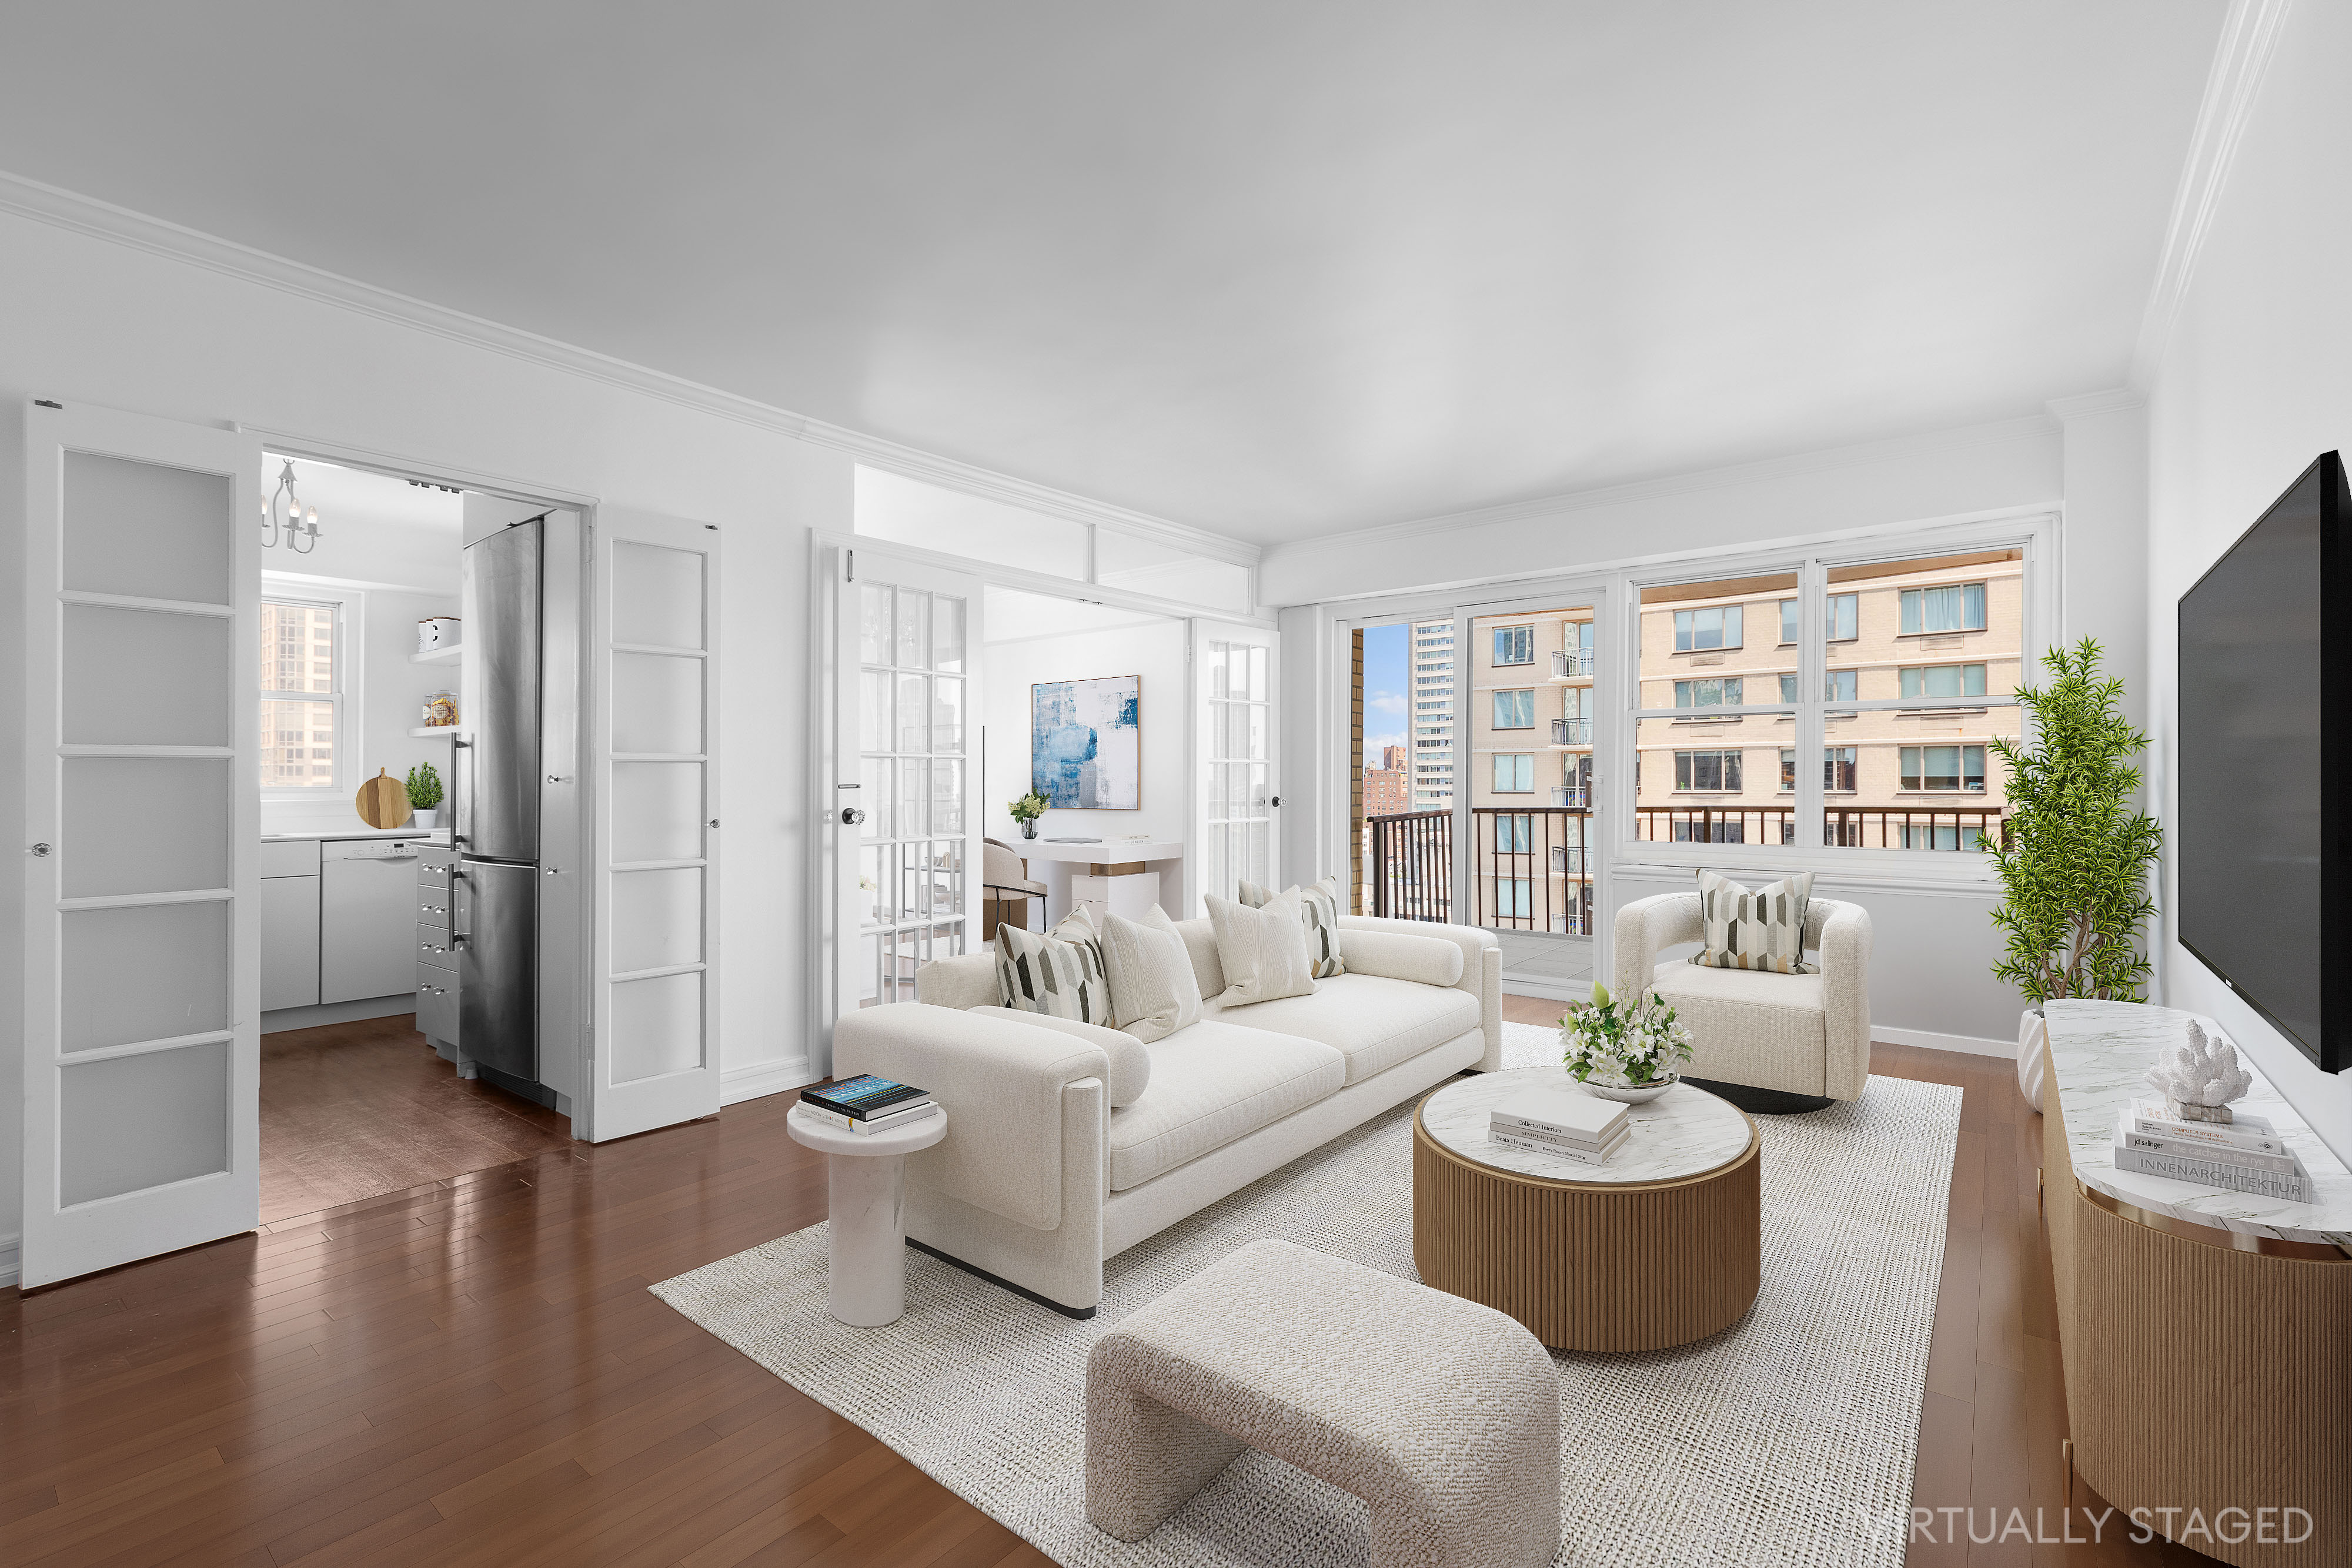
[1412,1105,1760,1351]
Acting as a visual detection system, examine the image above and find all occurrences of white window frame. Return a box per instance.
[258,577,362,799]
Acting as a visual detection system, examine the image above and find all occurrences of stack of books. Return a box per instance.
[799,1075,939,1135]
[2112,1099,2313,1204]
[1489,1084,1631,1166]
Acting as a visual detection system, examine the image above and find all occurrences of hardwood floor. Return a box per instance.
[259,1015,574,1223]
[0,1005,2210,1567]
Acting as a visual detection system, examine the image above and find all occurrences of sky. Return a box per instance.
[1362,621,1408,768]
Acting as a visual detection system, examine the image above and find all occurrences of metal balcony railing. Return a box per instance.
[1367,807,1594,936]
[1632,805,2008,850]
[1551,717,1592,745]
[1551,648,1594,679]
[1551,784,1589,808]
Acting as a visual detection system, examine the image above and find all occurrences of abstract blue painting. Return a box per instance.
[1032,674,1141,808]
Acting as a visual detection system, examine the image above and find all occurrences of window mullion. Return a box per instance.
[1795,560,1826,850]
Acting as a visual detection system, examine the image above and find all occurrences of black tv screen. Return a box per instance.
[2177,451,2350,1074]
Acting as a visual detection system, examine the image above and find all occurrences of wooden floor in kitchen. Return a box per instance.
[0,1006,2213,1567]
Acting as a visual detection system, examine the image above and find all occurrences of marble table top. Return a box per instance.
[2044,999,2352,1249]
[1418,1068,1754,1186]
[785,1102,948,1158]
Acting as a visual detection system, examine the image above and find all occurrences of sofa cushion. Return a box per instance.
[1216,974,1481,1086]
[1100,908,1201,1045]
[972,1006,1151,1108]
[997,908,1114,1025]
[1107,1021,1345,1191]
[1335,927,1463,988]
[1170,917,1226,1001]
[1648,958,1828,1096]
[1207,892,1318,1007]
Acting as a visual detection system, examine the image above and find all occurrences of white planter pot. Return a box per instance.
[2016,1005,2048,1112]
[410,807,440,831]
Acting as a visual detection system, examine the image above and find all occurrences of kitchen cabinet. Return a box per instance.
[322,838,433,1003]
[260,840,321,1011]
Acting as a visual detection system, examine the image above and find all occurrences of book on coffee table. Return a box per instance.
[1490,1121,1631,1165]
[1490,1084,1629,1146]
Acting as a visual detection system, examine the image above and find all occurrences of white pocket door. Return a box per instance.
[19,401,261,1289]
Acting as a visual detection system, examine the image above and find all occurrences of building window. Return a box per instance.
[1492,626,1534,666]
[1899,663,1988,700]
[1672,605,1742,652]
[1494,813,1533,852]
[1492,690,1535,729]
[260,597,342,791]
[1673,749,1742,792]
[1900,582,1987,634]
[1778,670,1857,703]
[1673,676,1743,709]
[1901,744,1986,791]
[1778,747,1859,793]
[1778,592,1857,644]
[1495,878,1534,918]
[1492,754,1535,793]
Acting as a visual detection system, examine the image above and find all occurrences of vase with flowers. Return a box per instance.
[1559,981,1695,1103]
[1008,790,1049,841]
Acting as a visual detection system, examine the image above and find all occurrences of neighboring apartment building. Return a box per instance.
[1468,607,1596,935]
[1634,550,2023,848]
[1409,618,1456,808]
[1362,765,1409,818]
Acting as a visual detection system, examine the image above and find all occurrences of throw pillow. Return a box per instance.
[996,907,1115,1024]
[1690,868,1813,974]
[1100,908,1202,1045]
[1235,878,1274,908]
[1231,876,1345,978]
[1207,891,1318,1007]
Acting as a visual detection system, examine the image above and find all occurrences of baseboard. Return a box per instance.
[0,1231,19,1289]
[261,995,415,1034]
[723,1056,816,1106]
[1877,1025,2016,1059]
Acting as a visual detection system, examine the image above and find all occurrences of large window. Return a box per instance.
[1492,690,1535,728]
[1492,626,1534,666]
[1901,744,1987,792]
[1673,676,1742,709]
[1674,749,1742,792]
[260,597,341,790]
[1673,605,1742,651]
[1899,663,1988,700]
[1492,754,1534,793]
[1900,581,1987,634]
[1780,747,1859,793]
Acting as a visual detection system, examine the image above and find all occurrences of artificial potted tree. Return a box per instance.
[1985,638,2162,1104]
[406,761,445,832]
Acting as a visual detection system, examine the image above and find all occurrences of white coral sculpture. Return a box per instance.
[2143,1020,2253,1116]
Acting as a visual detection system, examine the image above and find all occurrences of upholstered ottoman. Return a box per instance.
[1084,1238,1560,1567]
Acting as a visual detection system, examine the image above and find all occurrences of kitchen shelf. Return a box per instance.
[410,643,463,666]
[408,727,467,739]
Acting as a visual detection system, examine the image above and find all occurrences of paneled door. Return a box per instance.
[831,551,984,1029]
[580,510,720,1142]
[19,401,261,1289]
[1192,617,1278,908]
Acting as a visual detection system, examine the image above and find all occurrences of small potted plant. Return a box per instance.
[1560,981,1693,1103]
[406,761,445,831]
[1008,789,1049,841]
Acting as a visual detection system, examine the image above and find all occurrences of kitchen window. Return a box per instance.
[1492,626,1534,666]
[260,594,344,791]
[1899,663,1989,700]
[1673,749,1743,792]
[1492,754,1535,793]
[1900,582,1987,635]
[1901,744,1986,792]
[1492,690,1536,729]
[1673,604,1742,652]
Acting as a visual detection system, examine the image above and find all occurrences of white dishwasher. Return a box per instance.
[321,837,433,1004]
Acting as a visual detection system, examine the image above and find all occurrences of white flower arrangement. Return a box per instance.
[1560,981,1694,1089]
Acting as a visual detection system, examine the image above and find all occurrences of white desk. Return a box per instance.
[1007,837,1186,925]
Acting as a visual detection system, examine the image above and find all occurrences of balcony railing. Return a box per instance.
[1551,648,1594,679]
[1551,784,1589,808]
[1367,807,1593,935]
[1551,717,1592,745]
[1633,805,2007,850]
[1368,810,1451,924]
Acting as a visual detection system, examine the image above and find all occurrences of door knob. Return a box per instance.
[840,807,866,825]
[28,842,51,857]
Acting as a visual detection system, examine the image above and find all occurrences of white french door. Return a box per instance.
[830,550,985,1032]
[580,509,721,1141]
[1192,617,1279,910]
[19,402,262,1288]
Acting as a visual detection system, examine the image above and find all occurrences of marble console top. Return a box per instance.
[2044,999,2352,1249]
[1418,1068,1754,1186]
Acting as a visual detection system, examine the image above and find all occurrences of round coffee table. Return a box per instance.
[1412,1069,1760,1351]
[786,1101,949,1327]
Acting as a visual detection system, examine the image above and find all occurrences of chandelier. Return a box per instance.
[261,459,321,552]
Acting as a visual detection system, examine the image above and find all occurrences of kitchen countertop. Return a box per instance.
[262,828,452,843]
[2044,998,2352,1249]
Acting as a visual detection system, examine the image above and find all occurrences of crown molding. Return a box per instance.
[0,166,1257,568]
[2044,388,2146,422]
[1268,412,2058,559]
[2129,0,2294,390]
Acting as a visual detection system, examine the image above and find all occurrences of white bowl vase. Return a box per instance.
[1580,1072,1679,1104]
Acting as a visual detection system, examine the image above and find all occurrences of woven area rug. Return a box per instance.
[652,1022,1960,1568]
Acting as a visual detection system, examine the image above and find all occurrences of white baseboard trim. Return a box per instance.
[1878,1025,2016,1059]
[262,995,415,1033]
[723,1056,816,1106]
[0,1231,19,1288]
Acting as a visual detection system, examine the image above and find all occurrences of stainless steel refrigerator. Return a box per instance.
[452,516,541,1092]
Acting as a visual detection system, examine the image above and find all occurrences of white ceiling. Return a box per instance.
[984,585,1173,644]
[1,4,2220,545]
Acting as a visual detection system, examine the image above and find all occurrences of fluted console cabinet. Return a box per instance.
[2040,1001,2351,1567]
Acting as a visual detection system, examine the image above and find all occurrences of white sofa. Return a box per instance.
[1612,890,1873,1103]
[833,914,1502,1316]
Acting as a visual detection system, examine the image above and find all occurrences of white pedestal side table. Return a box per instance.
[786,1101,950,1327]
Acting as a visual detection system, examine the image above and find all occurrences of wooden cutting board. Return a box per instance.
[355,768,413,830]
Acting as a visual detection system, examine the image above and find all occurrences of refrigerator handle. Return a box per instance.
[450,865,470,947]
[450,735,472,849]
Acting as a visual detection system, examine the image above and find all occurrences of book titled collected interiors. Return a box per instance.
[800,1074,934,1131]
[1490,1083,1630,1165]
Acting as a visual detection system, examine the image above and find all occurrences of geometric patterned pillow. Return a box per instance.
[1689,867,1813,974]
[995,908,1115,1025]
[1236,876,1344,977]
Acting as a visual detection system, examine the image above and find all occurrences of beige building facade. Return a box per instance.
[1467,606,1596,934]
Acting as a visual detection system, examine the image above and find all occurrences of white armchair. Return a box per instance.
[1612,891,1872,1105]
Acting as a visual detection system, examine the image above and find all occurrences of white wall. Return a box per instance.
[984,619,1188,847]
[0,204,852,1251]
[2144,1,2352,1164]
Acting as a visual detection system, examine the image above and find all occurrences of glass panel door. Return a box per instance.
[1195,620,1277,908]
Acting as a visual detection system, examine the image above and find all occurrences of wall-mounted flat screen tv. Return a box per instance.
[2177,450,2350,1074]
